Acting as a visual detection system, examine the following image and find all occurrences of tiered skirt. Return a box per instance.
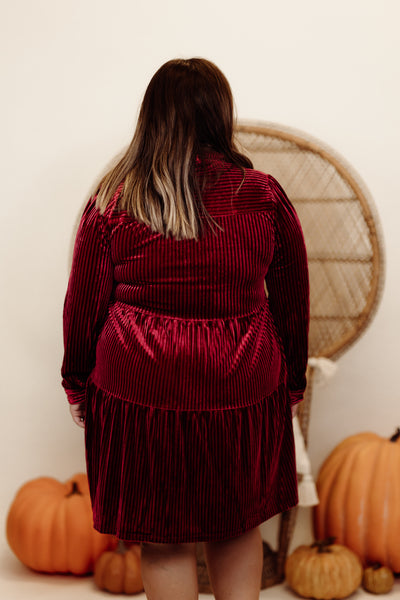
[84,379,298,543]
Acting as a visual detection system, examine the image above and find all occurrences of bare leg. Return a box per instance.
[203,527,263,600]
[140,542,198,600]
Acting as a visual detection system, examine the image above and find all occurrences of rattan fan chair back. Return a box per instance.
[196,122,384,592]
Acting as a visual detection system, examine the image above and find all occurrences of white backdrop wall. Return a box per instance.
[1,0,399,556]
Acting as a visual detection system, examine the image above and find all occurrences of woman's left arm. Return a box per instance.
[61,197,114,407]
[265,176,310,409]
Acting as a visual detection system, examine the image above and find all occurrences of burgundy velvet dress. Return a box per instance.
[61,152,309,543]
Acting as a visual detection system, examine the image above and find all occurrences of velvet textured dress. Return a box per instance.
[61,151,309,543]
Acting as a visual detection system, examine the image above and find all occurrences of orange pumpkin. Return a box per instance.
[6,473,116,574]
[314,429,400,571]
[94,540,144,594]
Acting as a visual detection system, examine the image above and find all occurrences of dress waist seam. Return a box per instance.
[113,300,268,322]
[87,378,285,412]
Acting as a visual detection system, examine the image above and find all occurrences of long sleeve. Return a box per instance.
[61,197,114,404]
[265,176,310,406]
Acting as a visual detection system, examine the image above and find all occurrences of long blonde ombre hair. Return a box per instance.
[96,58,253,241]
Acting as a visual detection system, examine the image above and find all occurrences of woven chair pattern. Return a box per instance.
[236,123,384,360]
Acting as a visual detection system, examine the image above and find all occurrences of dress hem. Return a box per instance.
[92,497,299,544]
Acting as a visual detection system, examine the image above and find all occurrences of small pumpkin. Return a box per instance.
[6,473,116,574]
[362,564,395,594]
[285,538,363,600]
[94,540,144,594]
[314,428,400,571]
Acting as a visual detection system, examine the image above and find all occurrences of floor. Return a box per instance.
[1,540,400,599]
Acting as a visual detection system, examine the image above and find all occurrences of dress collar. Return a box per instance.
[195,149,229,169]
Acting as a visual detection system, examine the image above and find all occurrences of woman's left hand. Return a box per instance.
[70,402,86,428]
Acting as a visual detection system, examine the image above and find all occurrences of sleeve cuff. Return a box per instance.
[288,390,304,406]
[65,388,86,405]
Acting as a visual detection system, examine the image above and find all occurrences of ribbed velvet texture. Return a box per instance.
[61,152,309,543]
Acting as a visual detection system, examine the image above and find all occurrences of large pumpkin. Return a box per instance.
[314,429,400,571]
[6,473,116,574]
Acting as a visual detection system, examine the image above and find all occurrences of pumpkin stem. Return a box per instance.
[66,481,83,497]
[390,428,400,442]
[371,562,382,570]
[311,537,336,553]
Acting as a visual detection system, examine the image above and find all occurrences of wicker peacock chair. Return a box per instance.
[196,121,385,592]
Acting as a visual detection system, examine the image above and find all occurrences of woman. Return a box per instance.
[62,58,309,600]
